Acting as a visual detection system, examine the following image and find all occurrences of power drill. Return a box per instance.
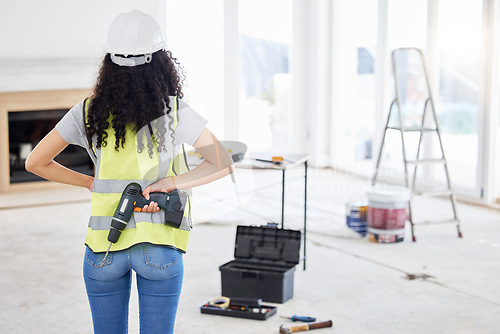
[108,182,188,243]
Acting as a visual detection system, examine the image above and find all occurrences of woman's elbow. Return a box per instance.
[25,154,41,174]
[25,155,34,173]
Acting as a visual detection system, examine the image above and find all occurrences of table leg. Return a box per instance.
[281,169,285,229]
[303,160,308,270]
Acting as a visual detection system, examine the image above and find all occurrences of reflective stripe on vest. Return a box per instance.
[84,97,192,253]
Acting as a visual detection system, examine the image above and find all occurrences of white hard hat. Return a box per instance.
[105,10,165,66]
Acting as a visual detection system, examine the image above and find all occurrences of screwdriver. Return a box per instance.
[280,315,316,322]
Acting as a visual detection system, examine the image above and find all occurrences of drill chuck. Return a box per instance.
[108,217,128,243]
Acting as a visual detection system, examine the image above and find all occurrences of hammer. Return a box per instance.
[279,320,333,333]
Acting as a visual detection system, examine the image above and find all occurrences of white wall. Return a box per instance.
[0,0,165,58]
[0,0,166,91]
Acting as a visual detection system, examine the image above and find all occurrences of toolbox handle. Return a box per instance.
[240,269,261,280]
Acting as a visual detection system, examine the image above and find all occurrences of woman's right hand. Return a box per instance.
[87,177,94,192]
[141,201,160,213]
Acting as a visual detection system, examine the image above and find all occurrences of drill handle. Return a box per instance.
[131,192,169,211]
[136,190,186,229]
[148,192,169,208]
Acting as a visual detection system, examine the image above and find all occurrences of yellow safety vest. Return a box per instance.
[84,97,192,253]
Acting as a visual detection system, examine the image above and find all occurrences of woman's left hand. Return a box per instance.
[140,177,176,213]
[142,177,176,200]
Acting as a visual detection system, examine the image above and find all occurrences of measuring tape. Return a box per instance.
[209,296,230,309]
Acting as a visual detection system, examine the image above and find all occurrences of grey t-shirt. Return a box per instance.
[55,98,208,154]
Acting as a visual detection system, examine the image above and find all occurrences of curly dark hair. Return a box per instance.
[85,50,184,157]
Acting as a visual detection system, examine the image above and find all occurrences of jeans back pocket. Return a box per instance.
[85,246,113,268]
[143,244,177,270]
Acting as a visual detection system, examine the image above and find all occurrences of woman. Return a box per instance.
[25,10,233,334]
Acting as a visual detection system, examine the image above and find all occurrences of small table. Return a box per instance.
[237,154,310,270]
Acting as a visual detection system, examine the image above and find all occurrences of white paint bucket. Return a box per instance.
[366,186,410,243]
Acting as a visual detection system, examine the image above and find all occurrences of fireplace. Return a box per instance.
[0,89,92,193]
[9,108,94,184]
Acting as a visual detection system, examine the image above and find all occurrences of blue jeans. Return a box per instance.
[83,244,184,334]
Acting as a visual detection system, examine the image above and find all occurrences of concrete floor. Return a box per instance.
[1,167,500,333]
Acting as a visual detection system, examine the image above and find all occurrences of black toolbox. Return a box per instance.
[219,224,302,303]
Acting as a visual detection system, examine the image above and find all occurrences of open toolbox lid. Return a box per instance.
[233,224,301,265]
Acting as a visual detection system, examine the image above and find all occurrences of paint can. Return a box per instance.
[345,200,368,237]
[366,186,410,243]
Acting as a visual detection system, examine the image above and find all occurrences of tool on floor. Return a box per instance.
[280,315,316,322]
[234,297,261,306]
[100,182,188,267]
[208,297,230,309]
[279,320,332,334]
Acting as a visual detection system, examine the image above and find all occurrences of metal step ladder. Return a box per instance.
[372,47,463,242]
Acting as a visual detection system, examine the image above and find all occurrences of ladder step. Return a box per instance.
[405,158,446,165]
[387,126,437,132]
[411,218,460,226]
[412,189,453,197]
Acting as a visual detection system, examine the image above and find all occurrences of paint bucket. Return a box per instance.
[366,186,410,243]
[346,200,368,237]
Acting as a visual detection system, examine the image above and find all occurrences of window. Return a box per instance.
[374,0,428,176]
[434,0,482,193]
[353,0,378,169]
[238,0,292,152]
[165,0,225,137]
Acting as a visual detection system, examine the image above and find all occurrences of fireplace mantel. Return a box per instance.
[0,57,99,93]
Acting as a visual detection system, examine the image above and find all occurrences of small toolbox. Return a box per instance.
[219,224,302,303]
[200,297,277,321]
